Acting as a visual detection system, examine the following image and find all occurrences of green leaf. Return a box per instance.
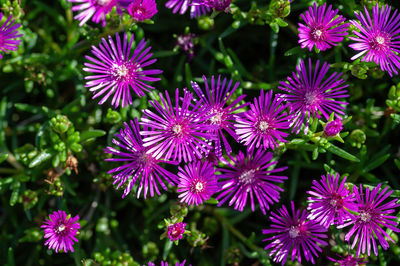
[270,22,279,33]
[10,181,20,206]
[206,198,219,205]
[7,247,16,266]
[326,144,360,162]
[80,130,106,142]
[29,150,52,168]
[284,46,303,57]
[395,159,400,170]
[14,103,45,115]
[0,153,8,164]
[363,154,390,173]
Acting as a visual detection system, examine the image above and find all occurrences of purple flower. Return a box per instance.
[83,32,162,108]
[0,13,23,59]
[191,75,248,156]
[140,88,214,163]
[148,260,187,266]
[307,173,356,227]
[176,33,197,61]
[41,210,81,253]
[298,3,349,51]
[193,0,231,12]
[216,149,288,215]
[234,89,291,151]
[324,118,343,136]
[349,4,400,77]
[165,0,210,18]
[177,160,218,206]
[127,0,158,22]
[104,118,178,198]
[68,0,118,27]
[167,222,187,241]
[262,202,328,265]
[339,184,400,257]
[278,58,349,134]
[327,253,367,266]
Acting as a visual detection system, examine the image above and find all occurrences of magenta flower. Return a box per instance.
[127,0,158,22]
[141,88,214,163]
[191,75,248,157]
[0,13,23,59]
[278,58,349,134]
[167,222,187,241]
[216,149,288,215]
[298,3,349,51]
[324,118,343,136]
[176,33,197,61]
[41,210,81,253]
[177,160,218,206]
[83,32,162,108]
[349,4,400,77]
[307,173,356,227]
[68,0,117,27]
[327,253,367,266]
[262,202,328,265]
[165,0,210,18]
[234,89,291,151]
[193,0,231,12]
[339,184,400,257]
[104,118,178,198]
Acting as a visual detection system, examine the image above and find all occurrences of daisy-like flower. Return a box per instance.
[127,0,158,22]
[298,3,349,51]
[167,222,187,241]
[278,58,349,134]
[349,4,400,77]
[68,0,118,27]
[41,210,81,253]
[165,0,210,18]
[176,33,197,61]
[262,202,328,265]
[83,32,162,108]
[177,160,219,206]
[328,253,367,266]
[307,173,356,227]
[0,13,23,59]
[193,0,231,12]
[216,149,288,215]
[141,88,214,163]
[340,184,400,257]
[191,75,248,157]
[104,118,178,199]
[234,89,291,151]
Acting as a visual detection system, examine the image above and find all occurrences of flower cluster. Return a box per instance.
[69,0,158,26]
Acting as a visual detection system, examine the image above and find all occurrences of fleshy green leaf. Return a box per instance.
[80,130,106,142]
[29,150,52,168]
[326,144,360,162]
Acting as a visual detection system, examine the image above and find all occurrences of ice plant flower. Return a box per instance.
[83,32,162,108]
[104,118,178,198]
[262,202,328,265]
[177,160,218,206]
[328,253,367,266]
[191,75,248,156]
[324,118,343,136]
[41,210,81,253]
[127,0,158,22]
[234,89,291,151]
[216,149,288,215]
[339,184,400,257]
[165,0,210,18]
[141,88,214,163]
[193,0,231,12]
[307,173,356,227]
[176,33,197,61]
[68,0,118,27]
[167,222,187,241]
[349,4,400,77]
[298,3,349,51]
[278,58,349,134]
[0,13,23,59]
